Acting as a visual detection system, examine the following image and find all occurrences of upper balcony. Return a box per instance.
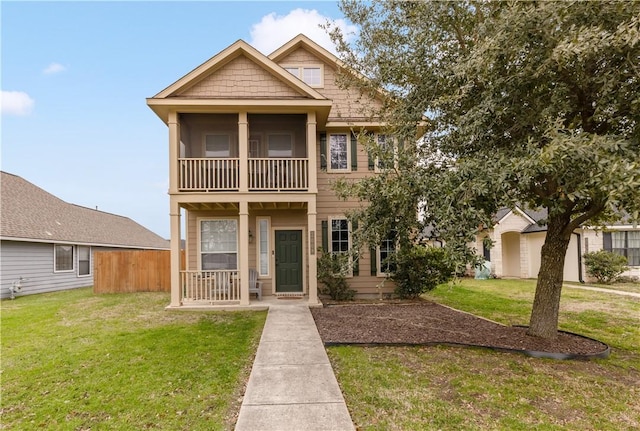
[174,113,314,193]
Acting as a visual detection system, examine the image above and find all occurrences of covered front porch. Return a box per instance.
[168,196,319,308]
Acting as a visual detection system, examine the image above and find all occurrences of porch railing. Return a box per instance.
[249,158,308,190]
[179,158,240,191]
[181,270,240,303]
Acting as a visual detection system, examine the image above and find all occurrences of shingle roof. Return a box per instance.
[1,171,169,249]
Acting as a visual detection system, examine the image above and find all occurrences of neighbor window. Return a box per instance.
[78,246,91,276]
[378,232,397,275]
[283,65,323,87]
[258,217,270,276]
[605,231,640,266]
[200,219,238,270]
[205,134,231,157]
[329,134,349,171]
[54,244,74,272]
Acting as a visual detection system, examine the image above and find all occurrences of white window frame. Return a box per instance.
[54,244,75,273]
[281,64,324,88]
[377,235,397,277]
[77,245,92,277]
[198,218,239,271]
[329,216,353,277]
[256,217,271,277]
[374,133,398,173]
[327,133,350,172]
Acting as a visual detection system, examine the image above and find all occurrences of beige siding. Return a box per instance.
[277,48,384,121]
[179,55,306,99]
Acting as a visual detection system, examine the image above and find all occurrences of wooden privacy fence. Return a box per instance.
[94,250,183,294]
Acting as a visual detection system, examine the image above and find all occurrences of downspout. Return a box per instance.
[573,232,585,283]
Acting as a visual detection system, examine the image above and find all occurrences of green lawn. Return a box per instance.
[328,278,640,431]
[1,288,266,430]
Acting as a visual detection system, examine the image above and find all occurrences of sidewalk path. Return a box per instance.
[563,284,640,298]
[235,301,355,431]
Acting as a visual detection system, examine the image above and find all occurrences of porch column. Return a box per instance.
[307,198,319,304]
[169,198,181,307]
[168,111,179,194]
[238,112,248,192]
[239,201,250,305]
[306,111,318,193]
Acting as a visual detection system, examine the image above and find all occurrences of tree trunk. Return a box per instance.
[527,212,572,339]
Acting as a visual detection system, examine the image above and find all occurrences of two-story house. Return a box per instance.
[147,34,393,307]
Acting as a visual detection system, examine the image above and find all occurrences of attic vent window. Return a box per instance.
[283,65,323,87]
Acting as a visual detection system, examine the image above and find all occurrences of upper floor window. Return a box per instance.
[283,65,323,87]
[329,133,349,171]
[604,231,640,266]
[375,134,398,172]
[205,134,231,157]
[268,133,293,158]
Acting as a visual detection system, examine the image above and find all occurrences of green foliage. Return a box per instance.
[317,251,356,300]
[583,250,629,284]
[391,245,456,299]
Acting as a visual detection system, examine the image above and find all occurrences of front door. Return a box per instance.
[275,230,303,292]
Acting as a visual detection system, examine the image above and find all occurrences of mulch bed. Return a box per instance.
[311,301,609,359]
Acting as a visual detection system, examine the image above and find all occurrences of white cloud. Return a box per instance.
[43,62,66,75]
[249,8,357,55]
[1,91,35,116]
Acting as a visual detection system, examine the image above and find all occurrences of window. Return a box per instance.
[378,232,397,275]
[375,134,397,172]
[78,246,91,276]
[257,217,270,276]
[54,244,74,272]
[329,134,349,171]
[268,133,293,157]
[605,231,640,266]
[200,219,238,270]
[283,65,323,87]
[330,217,352,276]
[205,134,230,157]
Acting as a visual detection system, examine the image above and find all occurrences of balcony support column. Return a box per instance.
[306,111,317,193]
[239,201,250,305]
[238,112,248,193]
[168,111,180,194]
[307,198,319,305]
[169,198,182,307]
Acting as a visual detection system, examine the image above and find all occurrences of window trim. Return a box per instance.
[327,133,351,173]
[77,245,92,277]
[54,244,75,273]
[281,64,324,88]
[256,217,271,277]
[329,216,353,277]
[197,218,239,271]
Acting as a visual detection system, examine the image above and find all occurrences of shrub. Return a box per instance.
[317,251,355,301]
[391,245,456,299]
[583,250,629,284]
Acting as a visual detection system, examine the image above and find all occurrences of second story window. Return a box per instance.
[205,134,231,157]
[268,133,293,158]
[283,65,323,87]
[329,133,349,171]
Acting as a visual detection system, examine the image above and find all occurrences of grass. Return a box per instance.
[1,287,267,430]
[328,278,640,431]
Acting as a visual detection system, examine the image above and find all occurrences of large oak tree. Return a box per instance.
[329,0,640,338]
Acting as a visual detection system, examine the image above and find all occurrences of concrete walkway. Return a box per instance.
[563,283,640,298]
[235,300,355,431]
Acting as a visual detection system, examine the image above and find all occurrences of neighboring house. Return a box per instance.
[0,171,169,299]
[473,206,640,282]
[147,34,394,307]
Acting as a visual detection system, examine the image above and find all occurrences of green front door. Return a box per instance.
[275,230,303,292]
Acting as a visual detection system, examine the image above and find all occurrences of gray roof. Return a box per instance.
[1,171,169,249]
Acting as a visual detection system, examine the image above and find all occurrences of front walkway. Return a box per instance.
[563,283,640,298]
[235,299,355,431]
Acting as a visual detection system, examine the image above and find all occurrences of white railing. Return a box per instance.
[179,158,239,191]
[249,158,309,190]
[181,270,240,303]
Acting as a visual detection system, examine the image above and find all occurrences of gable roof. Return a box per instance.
[269,34,343,66]
[0,172,168,249]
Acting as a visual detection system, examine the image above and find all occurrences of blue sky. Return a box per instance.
[1,1,353,239]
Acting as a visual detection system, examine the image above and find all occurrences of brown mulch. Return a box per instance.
[311,301,609,358]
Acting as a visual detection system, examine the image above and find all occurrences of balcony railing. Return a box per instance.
[178,158,309,192]
[181,270,240,303]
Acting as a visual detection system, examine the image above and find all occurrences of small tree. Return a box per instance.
[317,251,355,301]
[391,245,456,299]
[583,251,629,284]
